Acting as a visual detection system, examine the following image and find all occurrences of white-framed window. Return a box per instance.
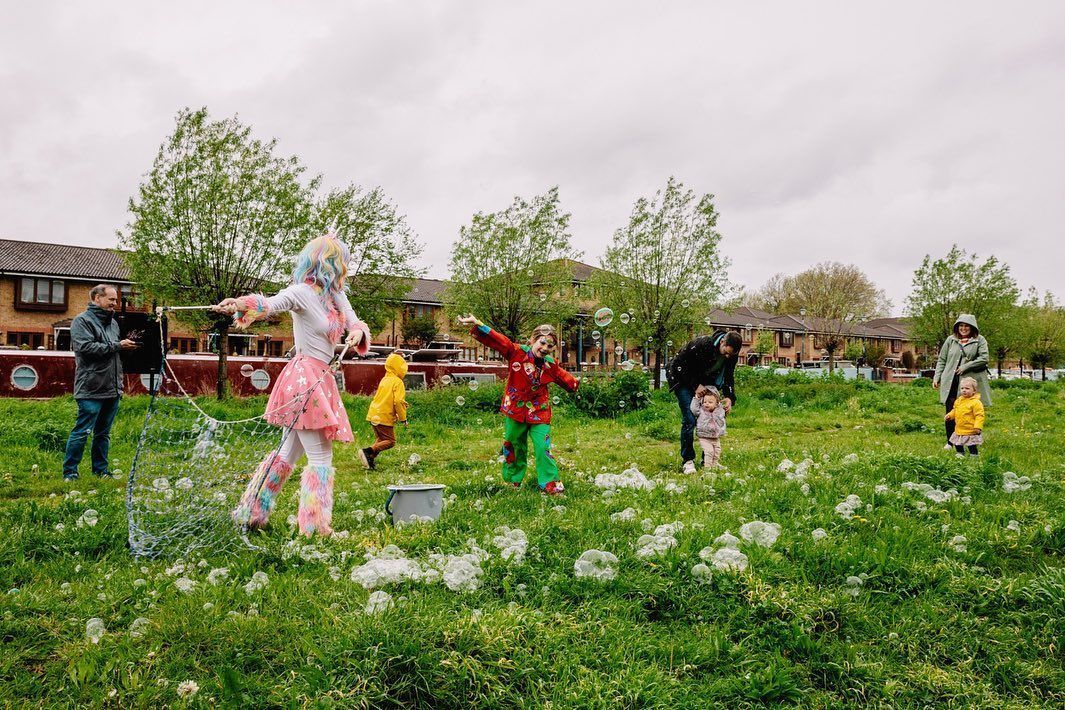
[403,372,427,390]
[11,364,39,391]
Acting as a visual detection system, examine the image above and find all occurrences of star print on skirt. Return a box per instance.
[264,354,353,442]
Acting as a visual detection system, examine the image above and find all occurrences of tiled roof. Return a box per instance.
[0,238,131,282]
[402,277,448,304]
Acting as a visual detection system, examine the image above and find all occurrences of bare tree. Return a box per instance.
[780,262,890,373]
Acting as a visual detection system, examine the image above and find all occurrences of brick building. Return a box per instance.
[2,238,921,370]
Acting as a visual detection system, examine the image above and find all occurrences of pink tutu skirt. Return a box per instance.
[264,354,353,442]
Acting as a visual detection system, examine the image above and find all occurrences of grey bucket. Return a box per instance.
[385,484,445,524]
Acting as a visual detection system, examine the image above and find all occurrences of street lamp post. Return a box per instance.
[799,308,807,366]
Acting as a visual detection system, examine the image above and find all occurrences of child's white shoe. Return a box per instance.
[682,460,696,475]
[943,443,953,451]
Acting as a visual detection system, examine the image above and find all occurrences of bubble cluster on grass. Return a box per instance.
[811,528,829,542]
[835,494,863,519]
[610,507,637,522]
[574,550,619,581]
[739,521,781,548]
[1002,472,1031,493]
[244,571,269,595]
[636,522,683,558]
[492,527,529,565]
[949,535,968,552]
[365,591,394,615]
[902,481,958,504]
[594,466,656,491]
[86,618,106,644]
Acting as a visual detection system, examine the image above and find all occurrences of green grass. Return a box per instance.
[0,373,1062,707]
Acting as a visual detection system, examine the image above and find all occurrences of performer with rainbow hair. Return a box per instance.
[213,232,372,537]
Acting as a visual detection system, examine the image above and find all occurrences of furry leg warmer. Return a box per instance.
[298,464,334,537]
[233,455,294,529]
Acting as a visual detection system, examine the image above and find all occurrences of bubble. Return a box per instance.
[511,362,522,371]
[527,269,535,277]
[593,307,614,327]
[681,299,690,308]
[653,310,660,319]
[440,374,453,386]
[618,401,626,409]
[240,364,254,377]
[442,333,450,341]
[591,330,601,341]
[455,396,466,406]
[621,360,634,371]
[641,366,649,373]
[646,337,653,343]
[704,316,712,326]
[666,340,673,347]
[552,396,560,404]
[614,345,624,356]
[467,379,479,391]
[619,313,631,324]
[539,293,547,302]
[477,418,483,425]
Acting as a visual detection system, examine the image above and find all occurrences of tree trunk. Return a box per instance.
[215,321,229,400]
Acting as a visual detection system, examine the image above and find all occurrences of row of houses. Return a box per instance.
[0,237,921,370]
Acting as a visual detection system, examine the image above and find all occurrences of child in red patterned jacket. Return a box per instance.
[458,315,579,495]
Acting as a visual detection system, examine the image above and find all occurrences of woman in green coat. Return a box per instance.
[933,313,992,448]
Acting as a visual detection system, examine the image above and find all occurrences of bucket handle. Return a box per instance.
[385,489,396,519]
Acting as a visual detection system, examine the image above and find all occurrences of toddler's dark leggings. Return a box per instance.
[954,444,978,455]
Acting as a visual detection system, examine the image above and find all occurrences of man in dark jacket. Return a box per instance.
[667,329,742,473]
[62,285,138,480]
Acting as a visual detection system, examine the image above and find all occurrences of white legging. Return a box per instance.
[277,428,333,468]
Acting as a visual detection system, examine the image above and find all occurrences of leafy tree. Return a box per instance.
[743,273,792,314]
[401,313,438,348]
[1019,290,1065,378]
[867,342,890,369]
[589,177,731,388]
[778,262,889,373]
[753,330,777,362]
[844,341,864,365]
[445,187,580,342]
[900,349,916,371]
[121,107,317,398]
[905,245,1020,356]
[316,186,424,334]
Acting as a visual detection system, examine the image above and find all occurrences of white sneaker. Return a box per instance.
[682,460,696,474]
[943,443,953,451]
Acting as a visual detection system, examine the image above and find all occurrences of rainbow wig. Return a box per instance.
[292,234,351,296]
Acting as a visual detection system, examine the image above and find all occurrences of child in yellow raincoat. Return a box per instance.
[945,376,984,456]
[360,353,408,470]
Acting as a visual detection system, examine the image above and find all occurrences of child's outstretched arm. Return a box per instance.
[551,361,579,393]
[459,314,518,359]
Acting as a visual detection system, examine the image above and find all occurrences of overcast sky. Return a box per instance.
[2,1,1063,314]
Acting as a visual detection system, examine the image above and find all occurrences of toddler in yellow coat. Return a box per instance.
[359,353,408,470]
[945,376,984,456]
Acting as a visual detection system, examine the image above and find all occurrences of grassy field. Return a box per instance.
[0,372,1062,707]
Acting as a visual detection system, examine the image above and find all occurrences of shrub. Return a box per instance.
[562,370,651,417]
[910,377,932,388]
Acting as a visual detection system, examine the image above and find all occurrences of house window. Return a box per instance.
[891,339,901,353]
[741,328,753,344]
[170,337,199,354]
[256,339,283,357]
[15,277,67,311]
[6,332,45,349]
[779,331,794,347]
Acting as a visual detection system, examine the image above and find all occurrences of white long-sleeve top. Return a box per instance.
[237,283,371,363]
